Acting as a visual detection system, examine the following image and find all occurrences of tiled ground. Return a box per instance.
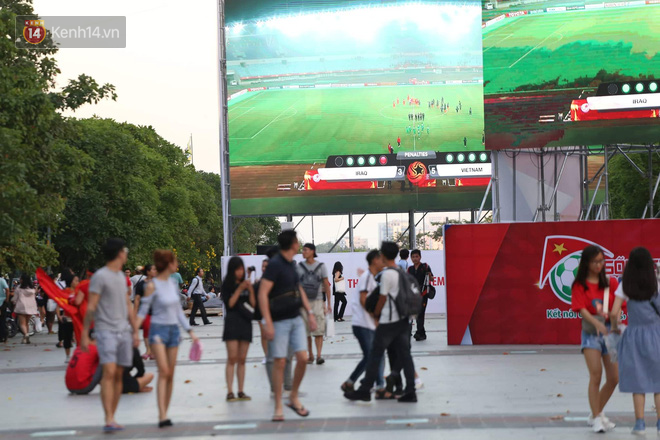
[0,315,652,439]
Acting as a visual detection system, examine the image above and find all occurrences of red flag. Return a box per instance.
[36,268,85,343]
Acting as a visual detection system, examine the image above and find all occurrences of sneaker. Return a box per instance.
[601,414,615,431]
[64,357,70,364]
[397,391,417,403]
[261,357,267,365]
[344,389,371,402]
[592,415,606,433]
[631,418,645,435]
[415,378,424,390]
[589,413,615,430]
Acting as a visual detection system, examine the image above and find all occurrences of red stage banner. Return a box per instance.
[445,219,660,345]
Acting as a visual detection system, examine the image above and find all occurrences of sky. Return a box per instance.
[34,0,467,249]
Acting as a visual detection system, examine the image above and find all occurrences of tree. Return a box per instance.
[0,0,115,273]
[609,153,660,219]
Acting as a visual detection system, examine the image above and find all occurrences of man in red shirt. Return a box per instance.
[397,136,401,147]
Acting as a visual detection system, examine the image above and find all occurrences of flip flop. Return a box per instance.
[271,414,285,422]
[103,423,124,432]
[286,402,310,417]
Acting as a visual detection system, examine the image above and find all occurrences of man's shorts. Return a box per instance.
[581,331,608,355]
[95,329,133,367]
[269,316,306,359]
[306,299,326,337]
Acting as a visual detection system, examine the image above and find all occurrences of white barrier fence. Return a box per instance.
[221,250,447,315]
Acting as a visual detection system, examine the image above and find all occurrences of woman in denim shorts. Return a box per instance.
[571,245,620,433]
[137,250,198,428]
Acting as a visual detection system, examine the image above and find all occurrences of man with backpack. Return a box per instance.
[408,249,434,341]
[344,241,420,403]
[297,243,330,365]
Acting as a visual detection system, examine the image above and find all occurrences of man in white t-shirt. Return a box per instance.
[341,250,385,393]
[397,249,410,271]
[344,241,417,403]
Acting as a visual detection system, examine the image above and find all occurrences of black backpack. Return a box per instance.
[299,263,324,299]
[390,267,423,320]
[364,272,383,314]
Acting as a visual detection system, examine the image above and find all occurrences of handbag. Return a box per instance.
[236,298,255,321]
[423,265,436,300]
[325,311,335,337]
[581,286,610,335]
[269,290,302,320]
[189,339,203,361]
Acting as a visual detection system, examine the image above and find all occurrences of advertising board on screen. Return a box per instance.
[482,1,660,150]
[226,0,488,216]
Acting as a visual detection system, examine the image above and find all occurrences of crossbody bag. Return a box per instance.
[582,286,610,335]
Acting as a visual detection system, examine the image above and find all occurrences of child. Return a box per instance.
[611,247,660,435]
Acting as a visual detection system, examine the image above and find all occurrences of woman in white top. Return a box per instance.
[137,250,199,428]
[13,274,38,344]
[333,262,347,322]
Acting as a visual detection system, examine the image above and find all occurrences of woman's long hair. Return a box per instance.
[572,245,609,290]
[332,261,343,294]
[623,247,659,301]
[19,273,34,289]
[221,256,245,294]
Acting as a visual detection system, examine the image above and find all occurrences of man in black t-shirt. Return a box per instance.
[408,250,433,341]
[258,230,317,422]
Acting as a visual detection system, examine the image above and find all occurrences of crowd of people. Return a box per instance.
[3,233,659,435]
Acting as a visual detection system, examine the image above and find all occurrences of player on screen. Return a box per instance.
[464,137,467,148]
[469,107,472,116]
[397,136,401,147]
[388,143,394,154]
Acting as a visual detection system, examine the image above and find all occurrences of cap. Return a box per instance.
[303,243,317,258]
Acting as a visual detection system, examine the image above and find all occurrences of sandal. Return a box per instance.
[307,356,314,364]
[375,389,395,400]
[237,392,251,401]
[271,414,285,422]
[226,392,238,402]
[340,382,354,393]
[286,402,310,417]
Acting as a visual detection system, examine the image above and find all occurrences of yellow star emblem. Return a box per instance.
[553,243,567,255]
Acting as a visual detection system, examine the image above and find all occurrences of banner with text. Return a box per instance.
[222,251,447,315]
[444,220,660,345]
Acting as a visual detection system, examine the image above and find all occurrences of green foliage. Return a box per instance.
[0,0,105,272]
[609,153,660,219]
[0,0,279,277]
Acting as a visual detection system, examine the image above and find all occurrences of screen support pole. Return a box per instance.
[408,210,416,250]
[603,145,610,220]
[217,0,232,256]
[348,213,354,252]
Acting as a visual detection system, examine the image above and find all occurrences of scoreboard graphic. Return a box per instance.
[304,151,492,191]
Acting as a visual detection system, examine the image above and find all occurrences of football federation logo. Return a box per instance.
[539,235,614,304]
[23,19,46,45]
[407,161,427,185]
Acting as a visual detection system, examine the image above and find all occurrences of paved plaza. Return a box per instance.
[0,315,653,439]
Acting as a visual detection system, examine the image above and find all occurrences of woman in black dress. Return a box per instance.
[221,257,256,402]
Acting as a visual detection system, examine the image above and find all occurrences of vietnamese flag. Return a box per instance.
[538,235,614,289]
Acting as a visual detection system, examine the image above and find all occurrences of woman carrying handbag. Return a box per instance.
[571,245,619,433]
[221,256,256,402]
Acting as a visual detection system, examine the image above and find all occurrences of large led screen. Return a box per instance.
[226,0,488,216]
[483,0,660,150]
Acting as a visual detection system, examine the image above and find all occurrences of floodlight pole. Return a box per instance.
[217,0,233,256]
